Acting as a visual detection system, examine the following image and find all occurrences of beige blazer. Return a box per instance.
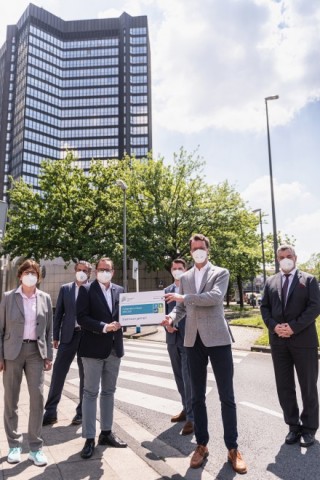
[0,288,53,361]
[169,262,232,348]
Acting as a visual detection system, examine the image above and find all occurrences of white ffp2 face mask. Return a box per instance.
[279,258,295,272]
[97,271,112,284]
[192,249,208,264]
[172,270,184,280]
[75,271,88,282]
[21,273,38,287]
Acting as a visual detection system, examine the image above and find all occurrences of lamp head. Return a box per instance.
[265,95,279,101]
[116,179,128,190]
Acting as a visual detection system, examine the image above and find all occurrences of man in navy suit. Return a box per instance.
[43,261,92,426]
[261,244,320,448]
[165,258,193,436]
[76,257,127,459]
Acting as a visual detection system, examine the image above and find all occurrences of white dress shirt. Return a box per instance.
[194,263,210,292]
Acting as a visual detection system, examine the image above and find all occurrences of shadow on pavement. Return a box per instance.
[267,441,320,480]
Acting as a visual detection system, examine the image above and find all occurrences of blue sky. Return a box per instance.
[1,0,319,262]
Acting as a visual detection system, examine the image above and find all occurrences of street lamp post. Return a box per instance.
[253,208,267,286]
[116,179,128,292]
[265,95,279,272]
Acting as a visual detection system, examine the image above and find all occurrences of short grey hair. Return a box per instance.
[277,244,296,256]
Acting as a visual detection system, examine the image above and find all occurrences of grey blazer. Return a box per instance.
[0,288,53,361]
[169,262,232,348]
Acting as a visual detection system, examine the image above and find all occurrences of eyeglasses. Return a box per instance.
[97,269,113,273]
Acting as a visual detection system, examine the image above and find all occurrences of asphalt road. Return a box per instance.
[57,338,320,480]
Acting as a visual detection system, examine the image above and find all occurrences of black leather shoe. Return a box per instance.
[98,432,127,448]
[300,433,315,447]
[80,439,95,459]
[42,415,58,426]
[71,414,82,425]
[285,431,301,444]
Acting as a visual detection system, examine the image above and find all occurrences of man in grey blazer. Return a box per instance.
[163,234,247,474]
[43,260,92,426]
[261,244,320,448]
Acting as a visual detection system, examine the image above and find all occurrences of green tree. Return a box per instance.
[2,152,126,263]
[299,253,320,280]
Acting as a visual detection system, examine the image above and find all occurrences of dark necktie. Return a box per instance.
[282,274,290,307]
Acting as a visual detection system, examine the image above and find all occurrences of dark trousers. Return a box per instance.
[271,344,319,433]
[186,333,238,449]
[45,330,84,416]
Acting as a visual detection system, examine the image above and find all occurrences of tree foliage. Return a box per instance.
[299,253,320,280]
[3,149,264,286]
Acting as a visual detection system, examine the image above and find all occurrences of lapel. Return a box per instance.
[14,289,25,317]
[276,273,282,302]
[36,290,42,319]
[199,263,213,293]
[111,284,116,314]
[188,268,197,293]
[286,270,299,304]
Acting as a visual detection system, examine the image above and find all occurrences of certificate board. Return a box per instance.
[119,290,165,327]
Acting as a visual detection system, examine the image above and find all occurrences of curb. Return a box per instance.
[251,345,271,354]
[123,326,158,339]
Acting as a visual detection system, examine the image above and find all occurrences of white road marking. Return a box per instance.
[240,401,283,418]
[115,386,182,414]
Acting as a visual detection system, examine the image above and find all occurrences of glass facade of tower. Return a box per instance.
[0,4,152,198]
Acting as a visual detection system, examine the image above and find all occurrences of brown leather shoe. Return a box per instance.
[228,449,247,474]
[171,410,186,423]
[190,445,209,468]
[181,421,194,435]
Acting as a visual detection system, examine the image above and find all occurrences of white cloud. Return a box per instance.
[148,0,320,133]
[241,176,320,262]
[241,175,312,209]
[285,210,320,262]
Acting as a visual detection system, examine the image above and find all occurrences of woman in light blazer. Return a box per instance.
[0,259,53,467]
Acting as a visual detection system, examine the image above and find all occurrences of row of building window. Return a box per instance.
[130,36,147,45]
[23,141,119,160]
[29,48,119,69]
[62,117,119,127]
[131,147,148,156]
[130,28,147,35]
[30,26,119,49]
[62,128,119,139]
[130,136,149,145]
[27,76,120,97]
[26,87,120,107]
[28,55,120,77]
[27,66,121,88]
[30,35,119,59]
[25,119,120,137]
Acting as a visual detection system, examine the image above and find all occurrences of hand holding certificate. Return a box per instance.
[119,290,165,327]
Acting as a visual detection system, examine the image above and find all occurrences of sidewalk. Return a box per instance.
[0,326,260,479]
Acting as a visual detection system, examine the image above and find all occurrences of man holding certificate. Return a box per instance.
[76,257,127,459]
[162,234,247,475]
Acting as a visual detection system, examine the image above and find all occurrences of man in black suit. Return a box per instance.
[165,258,193,436]
[76,257,127,459]
[261,244,320,447]
[43,260,92,426]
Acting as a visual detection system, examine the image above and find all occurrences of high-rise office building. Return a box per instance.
[0,3,152,199]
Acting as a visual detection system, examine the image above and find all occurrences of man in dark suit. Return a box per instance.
[261,244,320,447]
[76,257,127,459]
[163,234,247,474]
[165,258,193,436]
[43,261,92,426]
